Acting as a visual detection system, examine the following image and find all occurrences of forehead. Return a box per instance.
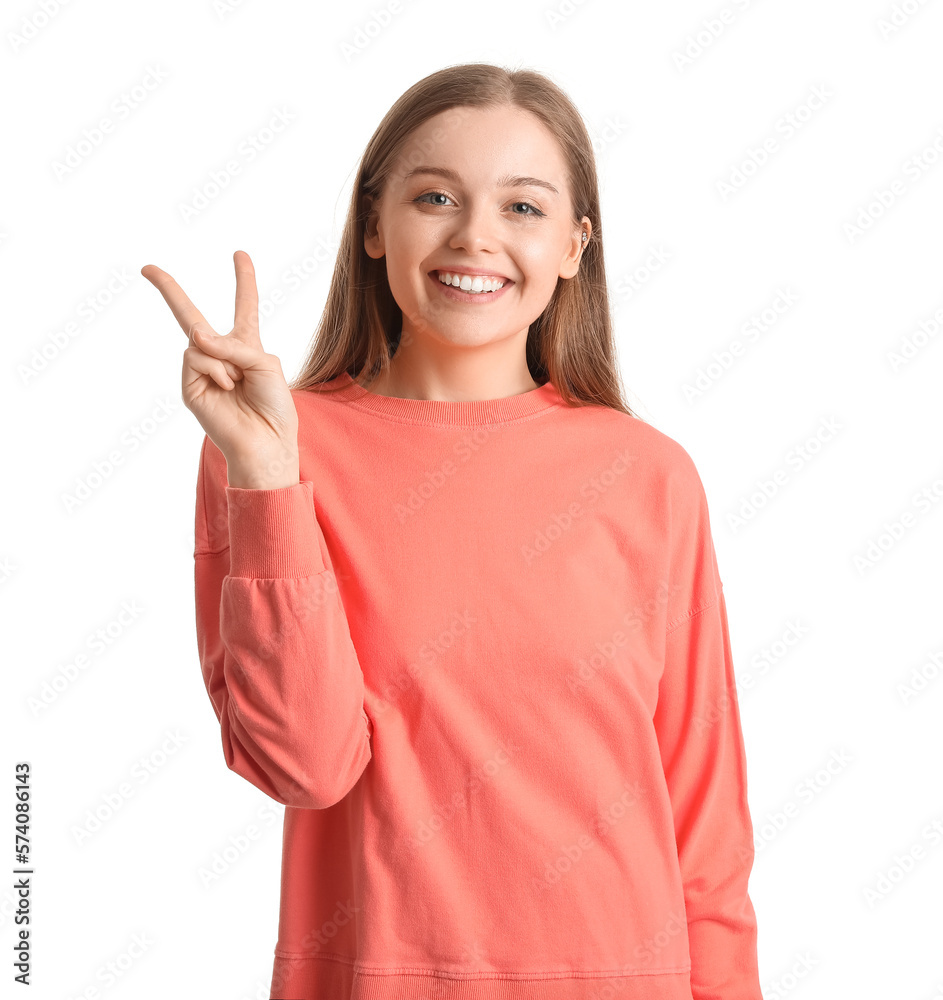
[392,105,569,186]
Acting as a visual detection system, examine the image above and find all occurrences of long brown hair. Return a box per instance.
[288,62,638,418]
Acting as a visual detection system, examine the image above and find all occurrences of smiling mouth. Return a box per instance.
[431,270,512,294]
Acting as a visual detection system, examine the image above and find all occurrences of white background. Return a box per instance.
[4,1,943,997]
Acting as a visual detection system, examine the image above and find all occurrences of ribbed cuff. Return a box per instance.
[225,480,326,579]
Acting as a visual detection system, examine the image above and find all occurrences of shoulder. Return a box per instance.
[290,377,350,406]
[581,405,709,509]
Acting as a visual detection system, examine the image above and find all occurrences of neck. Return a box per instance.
[366,349,539,402]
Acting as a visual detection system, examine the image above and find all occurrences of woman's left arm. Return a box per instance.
[655,586,763,1000]
[653,449,763,1000]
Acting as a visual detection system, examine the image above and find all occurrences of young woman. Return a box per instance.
[143,63,762,1000]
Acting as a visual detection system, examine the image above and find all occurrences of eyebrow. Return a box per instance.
[402,165,559,196]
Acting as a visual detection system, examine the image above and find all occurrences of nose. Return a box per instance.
[446,200,502,254]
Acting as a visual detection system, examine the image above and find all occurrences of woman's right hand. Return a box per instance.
[141,250,300,489]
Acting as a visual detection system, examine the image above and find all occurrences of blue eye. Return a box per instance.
[416,191,451,206]
[414,191,544,217]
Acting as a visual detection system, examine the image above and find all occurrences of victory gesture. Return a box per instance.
[141,251,299,489]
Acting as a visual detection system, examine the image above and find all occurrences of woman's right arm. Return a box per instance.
[194,432,373,809]
[140,249,371,808]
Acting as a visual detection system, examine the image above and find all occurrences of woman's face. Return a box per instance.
[364,103,591,355]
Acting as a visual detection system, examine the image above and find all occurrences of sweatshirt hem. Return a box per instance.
[270,952,693,1000]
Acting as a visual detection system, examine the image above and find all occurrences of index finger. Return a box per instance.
[140,264,212,341]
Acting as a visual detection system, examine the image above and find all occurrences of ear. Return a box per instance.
[363,194,385,259]
[559,216,591,279]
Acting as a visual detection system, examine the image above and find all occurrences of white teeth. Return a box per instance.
[437,271,505,293]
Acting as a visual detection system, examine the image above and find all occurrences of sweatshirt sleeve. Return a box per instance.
[653,452,762,1000]
[193,433,373,810]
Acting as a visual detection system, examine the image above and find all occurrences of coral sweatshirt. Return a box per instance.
[193,371,763,1000]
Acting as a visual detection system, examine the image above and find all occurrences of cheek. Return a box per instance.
[521,246,566,293]
[383,237,420,286]
[386,223,435,274]
[514,232,565,270]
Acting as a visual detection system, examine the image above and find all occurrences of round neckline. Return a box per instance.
[325,371,564,426]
